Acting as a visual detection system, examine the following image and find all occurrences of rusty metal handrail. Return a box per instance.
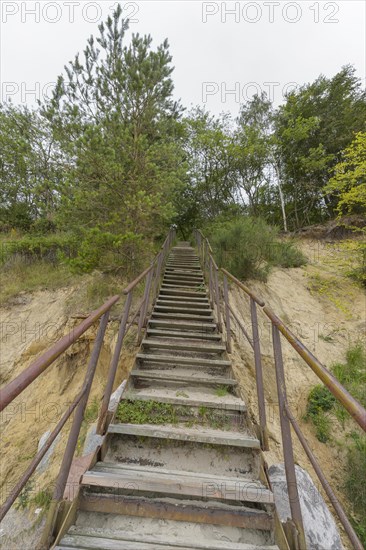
[0,227,176,536]
[221,268,265,307]
[285,404,363,550]
[193,228,365,550]
[0,295,120,412]
[264,306,366,431]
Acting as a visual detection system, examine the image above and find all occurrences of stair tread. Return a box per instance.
[82,462,273,504]
[108,423,259,448]
[59,527,278,550]
[157,300,210,308]
[146,329,221,340]
[151,312,214,320]
[137,353,230,367]
[131,368,236,385]
[123,387,246,411]
[141,339,225,352]
[155,306,212,314]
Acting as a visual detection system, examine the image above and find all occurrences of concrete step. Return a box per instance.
[141,339,225,354]
[82,462,273,504]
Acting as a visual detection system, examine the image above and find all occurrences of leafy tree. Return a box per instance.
[274,65,366,229]
[0,103,65,230]
[175,108,237,231]
[325,132,366,217]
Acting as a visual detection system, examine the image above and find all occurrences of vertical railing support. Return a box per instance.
[152,252,163,304]
[250,298,269,451]
[44,311,110,546]
[97,291,133,434]
[137,268,153,344]
[208,257,214,308]
[213,264,222,332]
[223,275,232,353]
[272,324,306,550]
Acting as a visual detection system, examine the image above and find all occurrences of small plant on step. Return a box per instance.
[116,400,178,425]
[15,480,34,510]
[215,385,229,397]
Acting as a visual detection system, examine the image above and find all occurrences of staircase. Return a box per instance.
[55,243,280,550]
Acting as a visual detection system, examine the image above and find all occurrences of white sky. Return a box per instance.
[0,1,365,116]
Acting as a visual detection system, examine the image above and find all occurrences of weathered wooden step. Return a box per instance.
[78,494,274,531]
[123,387,245,412]
[156,301,210,310]
[58,520,278,549]
[82,462,273,504]
[131,368,235,389]
[159,288,207,298]
[151,312,215,321]
[108,423,259,449]
[163,280,204,288]
[146,329,221,340]
[157,295,210,303]
[137,353,230,369]
[166,264,201,270]
[141,339,225,353]
[148,319,216,332]
[165,269,204,275]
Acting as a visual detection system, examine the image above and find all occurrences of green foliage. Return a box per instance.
[209,216,305,281]
[215,385,229,397]
[116,400,178,425]
[32,489,52,510]
[325,132,366,217]
[305,385,335,442]
[345,432,366,545]
[0,233,76,265]
[15,481,34,510]
[332,343,366,408]
[305,344,366,442]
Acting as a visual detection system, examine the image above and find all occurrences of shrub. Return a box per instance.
[305,385,335,442]
[345,432,366,546]
[208,216,306,281]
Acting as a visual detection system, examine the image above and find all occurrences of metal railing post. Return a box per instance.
[272,324,306,550]
[97,291,133,434]
[250,298,269,451]
[213,265,222,332]
[43,311,110,546]
[152,252,163,304]
[137,268,153,344]
[208,257,214,308]
[223,275,232,353]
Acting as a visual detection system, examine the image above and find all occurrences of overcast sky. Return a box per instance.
[1,0,365,116]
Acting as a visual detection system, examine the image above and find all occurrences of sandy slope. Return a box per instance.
[229,239,365,549]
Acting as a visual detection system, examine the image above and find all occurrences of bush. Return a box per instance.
[0,233,77,265]
[208,216,306,281]
[345,433,366,546]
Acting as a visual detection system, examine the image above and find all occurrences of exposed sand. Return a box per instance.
[228,239,365,549]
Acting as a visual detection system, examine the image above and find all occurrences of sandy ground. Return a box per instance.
[228,239,365,549]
